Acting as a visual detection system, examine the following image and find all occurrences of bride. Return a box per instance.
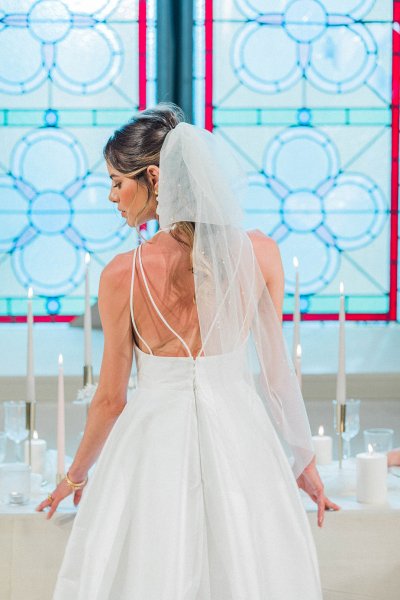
[37,102,339,599]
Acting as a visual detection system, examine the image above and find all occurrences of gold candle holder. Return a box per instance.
[336,403,346,469]
[25,402,31,467]
[83,365,93,387]
[25,401,36,468]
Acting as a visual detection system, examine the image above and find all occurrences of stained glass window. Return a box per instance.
[0,0,157,320]
[194,0,399,322]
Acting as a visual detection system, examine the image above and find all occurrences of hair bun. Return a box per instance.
[136,102,185,131]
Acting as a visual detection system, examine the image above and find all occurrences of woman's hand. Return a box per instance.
[296,456,341,528]
[35,477,86,520]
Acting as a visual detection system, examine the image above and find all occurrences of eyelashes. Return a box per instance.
[112,182,121,189]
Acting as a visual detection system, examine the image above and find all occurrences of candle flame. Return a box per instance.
[296,343,302,358]
[318,425,324,436]
[293,256,299,268]
[84,252,91,266]
[28,286,33,299]
[368,443,374,454]
[58,353,63,366]
[33,430,38,440]
[339,281,344,295]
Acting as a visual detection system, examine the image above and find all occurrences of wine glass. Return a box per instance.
[332,399,361,459]
[0,432,7,463]
[4,401,29,462]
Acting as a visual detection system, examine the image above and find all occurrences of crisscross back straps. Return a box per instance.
[138,242,194,358]
[129,245,154,355]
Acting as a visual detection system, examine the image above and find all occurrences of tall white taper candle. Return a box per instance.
[336,281,346,405]
[26,287,35,404]
[292,256,300,364]
[295,343,302,389]
[57,354,65,477]
[84,252,92,367]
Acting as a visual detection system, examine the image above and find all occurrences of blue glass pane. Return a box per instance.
[194,0,396,319]
[0,0,157,317]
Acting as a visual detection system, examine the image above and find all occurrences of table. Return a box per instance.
[1,459,399,600]
[301,460,400,600]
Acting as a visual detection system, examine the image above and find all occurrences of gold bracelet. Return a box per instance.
[65,471,88,489]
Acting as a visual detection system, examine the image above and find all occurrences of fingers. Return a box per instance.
[73,489,83,506]
[317,495,325,528]
[317,495,341,528]
[35,480,84,518]
[35,492,58,519]
[46,496,60,520]
[325,496,341,511]
[35,481,72,519]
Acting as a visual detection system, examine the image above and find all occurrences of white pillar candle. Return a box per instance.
[356,444,387,504]
[57,354,65,476]
[312,426,332,465]
[336,281,346,405]
[84,252,92,367]
[24,430,47,476]
[295,343,302,390]
[26,287,35,404]
[292,256,300,364]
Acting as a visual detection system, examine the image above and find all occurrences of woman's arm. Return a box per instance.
[248,230,340,526]
[247,229,284,322]
[67,254,134,481]
[36,253,134,518]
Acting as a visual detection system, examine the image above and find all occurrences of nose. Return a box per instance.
[108,188,118,203]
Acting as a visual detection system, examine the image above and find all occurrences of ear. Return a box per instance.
[146,165,159,187]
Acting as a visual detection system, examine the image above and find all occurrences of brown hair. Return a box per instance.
[103,102,195,262]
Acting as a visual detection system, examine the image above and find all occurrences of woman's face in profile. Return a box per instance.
[106,162,157,227]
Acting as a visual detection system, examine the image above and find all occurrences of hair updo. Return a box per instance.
[103,102,184,178]
[103,102,195,252]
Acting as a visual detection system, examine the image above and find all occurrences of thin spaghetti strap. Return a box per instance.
[138,243,193,359]
[130,246,153,355]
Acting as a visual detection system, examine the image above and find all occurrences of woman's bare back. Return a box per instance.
[104,228,284,358]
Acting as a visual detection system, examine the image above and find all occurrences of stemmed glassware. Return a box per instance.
[0,431,7,463]
[4,401,29,462]
[332,398,361,459]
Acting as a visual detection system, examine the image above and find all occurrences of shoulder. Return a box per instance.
[246,229,282,282]
[246,229,283,286]
[246,228,278,251]
[99,250,134,302]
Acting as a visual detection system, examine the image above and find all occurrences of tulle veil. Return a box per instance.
[156,122,314,479]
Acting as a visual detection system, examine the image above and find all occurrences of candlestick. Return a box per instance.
[24,430,47,476]
[26,286,36,469]
[336,281,346,405]
[295,343,302,389]
[84,252,93,378]
[26,286,35,404]
[336,281,346,468]
[57,354,65,480]
[312,426,332,465]
[292,256,300,364]
[356,444,387,504]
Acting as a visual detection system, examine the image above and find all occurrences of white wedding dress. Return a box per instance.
[53,236,322,599]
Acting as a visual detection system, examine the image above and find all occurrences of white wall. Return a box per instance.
[0,321,399,376]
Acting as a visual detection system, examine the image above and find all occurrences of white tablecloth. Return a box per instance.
[1,459,399,600]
